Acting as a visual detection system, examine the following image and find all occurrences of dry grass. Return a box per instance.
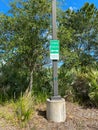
[0,101,98,130]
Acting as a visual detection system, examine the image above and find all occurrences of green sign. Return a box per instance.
[50,40,59,60]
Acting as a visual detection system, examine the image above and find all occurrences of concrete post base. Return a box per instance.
[46,98,66,122]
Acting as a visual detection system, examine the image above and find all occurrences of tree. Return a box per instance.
[57,3,98,104]
[0,0,51,94]
[58,2,98,70]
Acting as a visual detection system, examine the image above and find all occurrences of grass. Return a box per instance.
[34,92,48,104]
[0,101,17,125]
[13,93,35,127]
[0,92,35,127]
[0,91,49,128]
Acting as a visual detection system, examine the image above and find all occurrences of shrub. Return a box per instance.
[59,68,76,102]
[13,93,34,127]
[86,69,98,107]
[72,72,90,104]
[72,69,98,107]
[59,66,98,107]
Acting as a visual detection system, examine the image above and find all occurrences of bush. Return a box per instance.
[72,72,90,104]
[86,69,98,107]
[59,68,76,102]
[0,64,29,101]
[13,93,34,127]
[72,69,98,107]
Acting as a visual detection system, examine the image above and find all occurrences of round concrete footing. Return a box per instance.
[46,98,66,122]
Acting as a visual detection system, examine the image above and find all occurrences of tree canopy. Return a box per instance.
[58,2,98,70]
[0,0,51,94]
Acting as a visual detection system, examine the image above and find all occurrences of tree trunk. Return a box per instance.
[29,69,33,93]
[25,68,33,96]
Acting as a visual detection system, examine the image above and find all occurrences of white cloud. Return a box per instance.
[69,6,74,11]
[69,6,77,11]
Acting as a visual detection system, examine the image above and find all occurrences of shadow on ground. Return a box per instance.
[37,109,47,119]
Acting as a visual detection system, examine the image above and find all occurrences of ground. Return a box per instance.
[0,101,98,130]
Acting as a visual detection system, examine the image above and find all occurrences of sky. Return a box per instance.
[0,0,10,13]
[61,0,98,11]
[0,0,98,14]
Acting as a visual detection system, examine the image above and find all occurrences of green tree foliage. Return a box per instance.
[58,2,98,70]
[0,0,51,96]
[58,3,98,106]
[0,63,29,100]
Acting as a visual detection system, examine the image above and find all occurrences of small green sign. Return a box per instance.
[50,40,59,60]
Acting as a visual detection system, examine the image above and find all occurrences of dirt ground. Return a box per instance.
[0,101,98,130]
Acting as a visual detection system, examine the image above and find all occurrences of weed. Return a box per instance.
[13,93,34,127]
[34,92,48,104]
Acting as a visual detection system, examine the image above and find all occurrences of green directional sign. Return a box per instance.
[50,40,59,60]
